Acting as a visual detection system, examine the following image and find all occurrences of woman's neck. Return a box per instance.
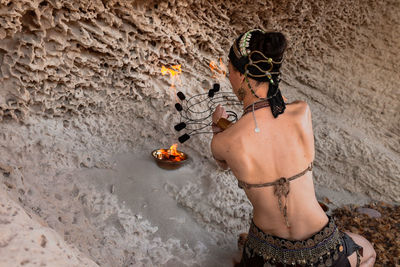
[242,82,269,109]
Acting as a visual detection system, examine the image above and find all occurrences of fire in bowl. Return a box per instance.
[151,144,189,170]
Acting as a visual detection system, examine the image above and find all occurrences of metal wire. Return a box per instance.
[174,86,241,141]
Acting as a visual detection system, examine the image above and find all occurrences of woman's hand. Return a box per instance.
[212,104,228,123]
[212,104,228,134]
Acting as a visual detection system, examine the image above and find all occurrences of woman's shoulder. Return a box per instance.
[286,100,309,112]
[285,100,311,120]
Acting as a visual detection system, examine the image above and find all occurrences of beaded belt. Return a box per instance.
[244,217,344,266]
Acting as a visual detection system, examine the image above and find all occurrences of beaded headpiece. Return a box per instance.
[232,29,265,58]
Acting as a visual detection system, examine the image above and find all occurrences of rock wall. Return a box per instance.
[0,183,98,267]
[0,0,399,266]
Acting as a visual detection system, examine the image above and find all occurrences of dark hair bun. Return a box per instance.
[249,31,287,61]
[263,32,287,59]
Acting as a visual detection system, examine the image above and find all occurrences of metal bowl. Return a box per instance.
[151,149,189,170]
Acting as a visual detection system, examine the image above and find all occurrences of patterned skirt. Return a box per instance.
[236,216,361,267]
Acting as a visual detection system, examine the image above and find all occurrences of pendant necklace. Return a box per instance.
[252,103,260,133]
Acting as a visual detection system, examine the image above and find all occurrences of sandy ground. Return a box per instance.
[72,149,238,266]
[0,140,375,266]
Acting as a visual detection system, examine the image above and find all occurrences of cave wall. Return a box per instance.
[0,0,398,199]
[0,0,399,266]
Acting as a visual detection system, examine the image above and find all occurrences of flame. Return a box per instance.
[161,65,182,79]
[161,64,182,91]
[157,143,184,162]
[169,143,179,156]
[209,58,227,79]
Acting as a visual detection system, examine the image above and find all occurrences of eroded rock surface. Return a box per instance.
[0,0,399,266]
[0,184,98,267]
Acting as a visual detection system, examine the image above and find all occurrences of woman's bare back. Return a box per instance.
[211,101,328,240]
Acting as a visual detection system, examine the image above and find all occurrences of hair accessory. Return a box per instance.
[238,29,265,57]
[229,30,287,118]
[239,31,252,56]
[243,50,284,98]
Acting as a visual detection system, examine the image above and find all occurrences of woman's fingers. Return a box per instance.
[221,108,228,119]
[212,104,224,123]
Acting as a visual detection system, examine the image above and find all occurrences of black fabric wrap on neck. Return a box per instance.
[267,77,286,118]
[228,39,286,118]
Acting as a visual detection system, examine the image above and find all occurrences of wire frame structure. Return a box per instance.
[173,83,242,143]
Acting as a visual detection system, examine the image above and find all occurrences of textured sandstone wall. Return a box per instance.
[0,0,399,266]
[0,185,98,266]
[1,0,398,198]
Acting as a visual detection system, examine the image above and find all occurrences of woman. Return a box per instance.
[211,30,376,266]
